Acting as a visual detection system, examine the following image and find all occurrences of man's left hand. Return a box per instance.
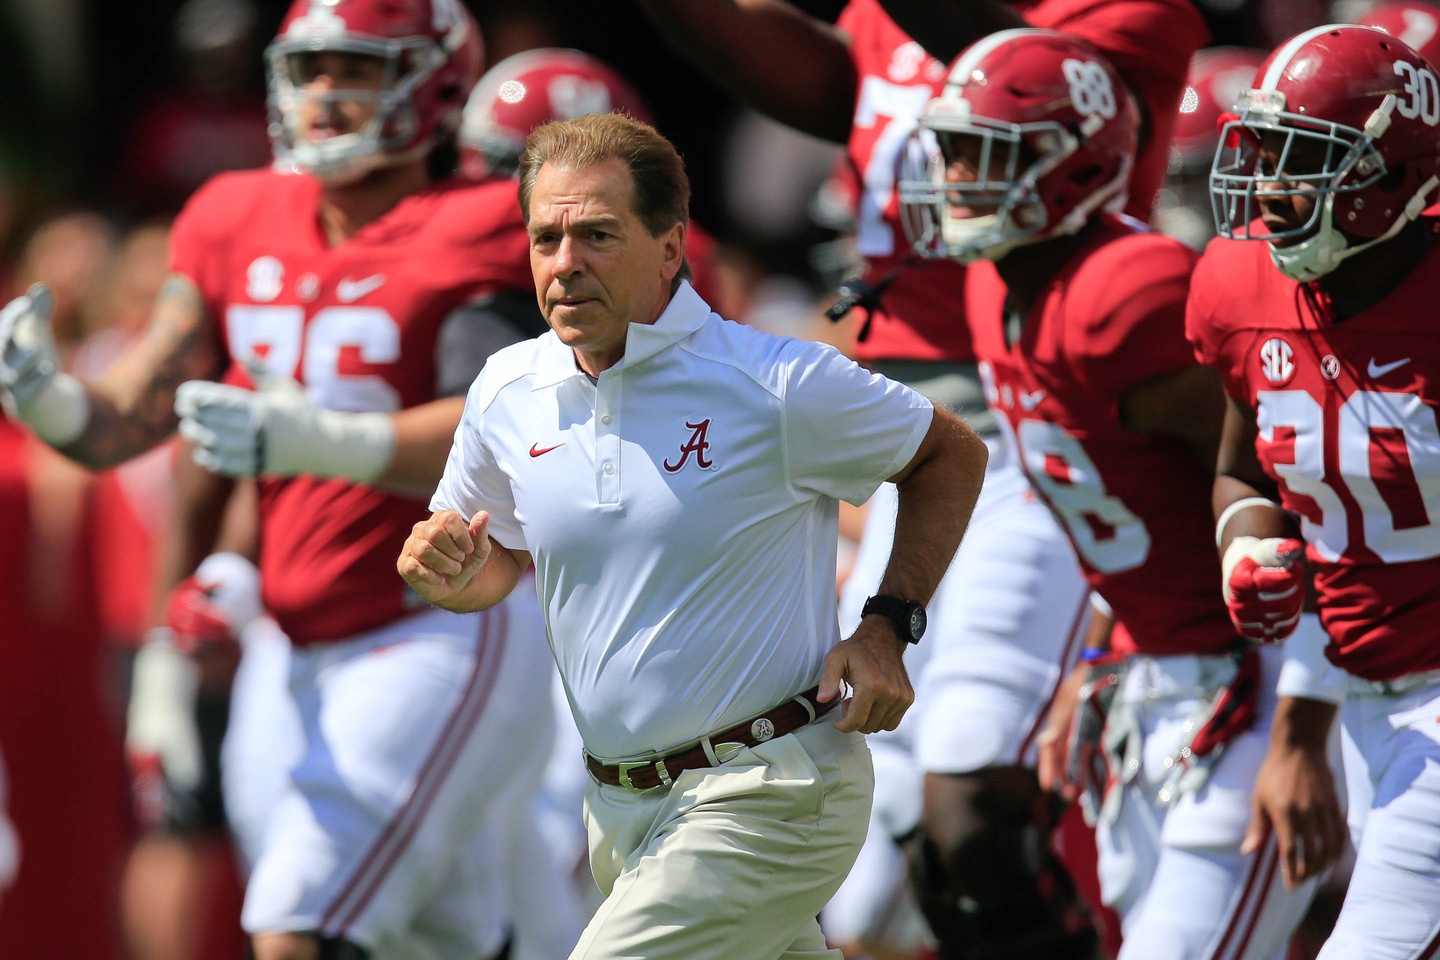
[1243,739,1345,889]
[818,621,913,733]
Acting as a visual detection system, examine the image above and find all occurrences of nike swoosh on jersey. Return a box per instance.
[1019,389,1046,410]
[1367,356,1411,378]
[336,274,387,303]
[529,442,565,457]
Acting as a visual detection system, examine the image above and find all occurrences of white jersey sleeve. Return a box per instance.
[781,340,933,506]
[430,367,525,550]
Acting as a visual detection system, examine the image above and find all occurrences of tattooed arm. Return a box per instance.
[62,275,227,469]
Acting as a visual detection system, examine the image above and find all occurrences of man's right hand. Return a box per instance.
[398,509,493,605]
[165,552,264,654]
[0,283,57,406]
[1222,536,1306,643]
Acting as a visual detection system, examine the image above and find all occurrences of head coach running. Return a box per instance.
[398,111,986,960]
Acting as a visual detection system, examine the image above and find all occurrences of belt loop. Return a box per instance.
[793,692,817,724]
[699,736,720,767]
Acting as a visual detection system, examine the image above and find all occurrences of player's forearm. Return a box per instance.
[882,408,987,604]
[56,384,182,470]
[150,453,239,624]
[370,397,467,497]
[1214,474,1297,554]
[56,275,220,469]
[633,0,857,142]
[1269,696,1337,751]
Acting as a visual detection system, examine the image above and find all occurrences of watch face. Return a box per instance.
[909,606,927,639]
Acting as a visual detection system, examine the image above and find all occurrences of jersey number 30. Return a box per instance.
[1259,388,1440,562]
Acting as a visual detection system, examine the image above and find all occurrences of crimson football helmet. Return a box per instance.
[1210,24,1440,280]
[459,48,654,178]
[898,29,1139,263]
[1154,47,1266,248]
[267,0,483,185]
[1172,47,1268,174]
[1350,1,1440,64]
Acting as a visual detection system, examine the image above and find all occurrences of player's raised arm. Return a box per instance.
[0,274,225,470]
[631,0,857,142]
[872,0,1026,65]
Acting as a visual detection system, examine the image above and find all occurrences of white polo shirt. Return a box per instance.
[432,282,933,758]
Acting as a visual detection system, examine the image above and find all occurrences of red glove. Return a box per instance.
[1222,536,1306,644]
[164,552,263,654]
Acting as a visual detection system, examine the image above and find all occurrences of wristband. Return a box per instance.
[1215,496,1282,548]
[273,408,396,483]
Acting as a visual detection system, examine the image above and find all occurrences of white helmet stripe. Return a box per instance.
[947,28,1062,82]
[1258,24,1370,90]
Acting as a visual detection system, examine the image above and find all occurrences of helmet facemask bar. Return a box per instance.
[898,116,1068,263]
[267,36,447,184]
[1209,113,1383,243]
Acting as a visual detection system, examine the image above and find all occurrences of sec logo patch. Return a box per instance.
[1258,337,1295,386]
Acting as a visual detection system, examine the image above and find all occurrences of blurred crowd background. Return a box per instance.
[0,0,1400,958]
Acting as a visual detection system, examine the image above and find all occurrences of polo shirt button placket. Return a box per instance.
[596,376,621,505]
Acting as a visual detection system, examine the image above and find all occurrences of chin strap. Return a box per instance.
[1272,174,1440,281]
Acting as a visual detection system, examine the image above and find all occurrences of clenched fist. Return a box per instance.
[398,509,494,606]
[1222,536,1305,643]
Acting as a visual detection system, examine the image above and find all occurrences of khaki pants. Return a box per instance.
[574,717,874,960]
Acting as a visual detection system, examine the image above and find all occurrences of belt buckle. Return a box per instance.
[615,759,671,792]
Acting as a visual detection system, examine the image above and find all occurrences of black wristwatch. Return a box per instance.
[861,595,927,644]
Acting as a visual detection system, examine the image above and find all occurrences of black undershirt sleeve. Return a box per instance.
[434,289,548,398]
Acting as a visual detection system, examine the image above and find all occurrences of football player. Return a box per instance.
[633,2,1206,957]
[0,1,574,959]
[898,28,1348,958]
[1190,23,1440,958]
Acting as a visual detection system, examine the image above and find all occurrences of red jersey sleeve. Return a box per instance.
[1066,227,1199,401]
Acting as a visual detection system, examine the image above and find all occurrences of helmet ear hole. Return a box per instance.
[1376,165,1406,192]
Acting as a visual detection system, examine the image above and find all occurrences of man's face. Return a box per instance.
[1254,129,1325,245]
[937,131,1018,219]
[290,51,387,144]
[527,158,684,374]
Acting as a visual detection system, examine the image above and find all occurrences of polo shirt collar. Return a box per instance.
[531,281,711,389]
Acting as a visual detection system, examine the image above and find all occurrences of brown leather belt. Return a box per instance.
[585,686,828,791]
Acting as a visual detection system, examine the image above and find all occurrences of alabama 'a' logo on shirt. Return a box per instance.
[663,418,715,473]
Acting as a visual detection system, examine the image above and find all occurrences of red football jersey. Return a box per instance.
[838,0,1206,363]
[169,170,534,645]
[1188,229,1440,681]
[969,216,1227,656]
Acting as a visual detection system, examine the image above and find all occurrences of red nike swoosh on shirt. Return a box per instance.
[529,442,565,457]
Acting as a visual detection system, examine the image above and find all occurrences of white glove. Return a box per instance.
[0,283,88,445]
[0,283,57,404]
[126,632,204,807]
[175,364,395,483]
